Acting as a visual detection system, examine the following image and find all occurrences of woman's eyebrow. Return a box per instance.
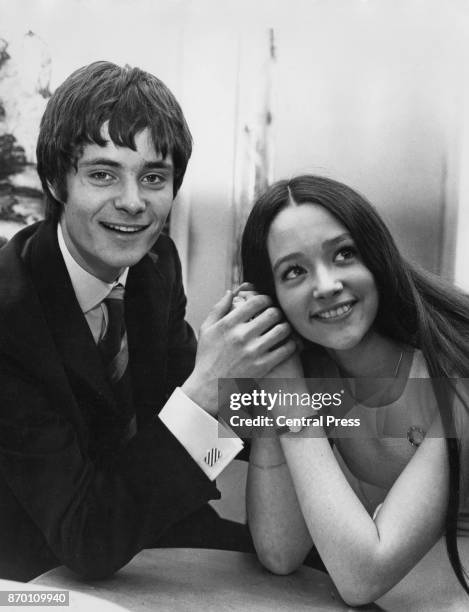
[322,232,352,248]
[272,252,303,272]
[272,233,352,272]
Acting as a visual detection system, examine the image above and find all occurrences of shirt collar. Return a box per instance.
[57,222,129,314]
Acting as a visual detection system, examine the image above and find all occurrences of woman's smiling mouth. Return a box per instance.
[312,301,356,321]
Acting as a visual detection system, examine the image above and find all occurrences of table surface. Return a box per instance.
[376,536,469,612]
[33,548,353,612]
[32,542,469,612]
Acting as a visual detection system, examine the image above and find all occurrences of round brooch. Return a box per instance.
[407,426,426,447]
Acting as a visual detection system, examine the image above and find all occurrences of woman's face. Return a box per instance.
[267,203,379,352]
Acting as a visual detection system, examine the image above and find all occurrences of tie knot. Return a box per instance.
[106,283,125,302]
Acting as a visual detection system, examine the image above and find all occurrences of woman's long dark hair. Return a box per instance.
[241,175,469,592]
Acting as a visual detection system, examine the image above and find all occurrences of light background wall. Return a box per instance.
[2,0,469,330]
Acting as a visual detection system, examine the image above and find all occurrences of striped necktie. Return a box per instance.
[100,284,128,383]
[99,284,136,442]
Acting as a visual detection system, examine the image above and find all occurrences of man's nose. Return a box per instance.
[312,265,343,299]
[114,179,146,214]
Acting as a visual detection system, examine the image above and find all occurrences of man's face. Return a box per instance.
[59,125,174,281]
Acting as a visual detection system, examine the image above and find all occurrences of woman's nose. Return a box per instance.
[312,266,343,299]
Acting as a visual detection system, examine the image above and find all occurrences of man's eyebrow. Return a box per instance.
[78,158,173,170]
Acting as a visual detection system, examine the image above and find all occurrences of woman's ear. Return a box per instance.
[47,180,65,205]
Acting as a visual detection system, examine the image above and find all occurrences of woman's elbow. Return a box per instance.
[338,585,388,608]
[337,587,376,608]
[334,571,393,607]
[255,546,303,576]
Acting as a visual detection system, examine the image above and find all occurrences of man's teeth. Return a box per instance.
[316,304,352,319]
[104,223,144,233]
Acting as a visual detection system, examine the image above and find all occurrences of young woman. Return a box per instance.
[241,175,469,606]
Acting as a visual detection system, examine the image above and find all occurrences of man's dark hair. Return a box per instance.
[36,61,193,220]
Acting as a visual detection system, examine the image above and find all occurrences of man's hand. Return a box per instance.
[182,290,296,415]
[235,283,304,380]
[263,351,303,379]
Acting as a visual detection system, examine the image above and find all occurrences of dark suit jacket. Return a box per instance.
[0,220,219,581]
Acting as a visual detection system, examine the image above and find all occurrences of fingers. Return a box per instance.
[232,291,257,309]
[232,295,248,309]
[247,306,284,335]
[238,289,258,300]
[258,338,297,372]
[227,293,286,339]
[231,283,259,310]
[233,282,255,294]
[224,294,273,324]
[254,320,291,351]
[203,290,233,325]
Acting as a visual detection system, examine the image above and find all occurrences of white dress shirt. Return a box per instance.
[57,223,243,480]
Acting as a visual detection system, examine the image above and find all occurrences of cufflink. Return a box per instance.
[204,448,222,467]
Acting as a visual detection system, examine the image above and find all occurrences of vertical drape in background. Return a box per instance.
[230,28,276,287]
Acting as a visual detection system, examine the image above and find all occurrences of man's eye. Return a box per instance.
[334,246,357,263]
[89,171,113,182]
[142,174,163,185]
[282,265,305,281]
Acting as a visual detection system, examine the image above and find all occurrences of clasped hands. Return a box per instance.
[181,283,303,415]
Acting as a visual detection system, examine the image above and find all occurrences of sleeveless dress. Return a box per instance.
[307,350,469,535]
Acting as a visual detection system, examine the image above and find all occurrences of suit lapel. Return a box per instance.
[126,253,169,426]
[22,220,169,425]
[28,221,115,408]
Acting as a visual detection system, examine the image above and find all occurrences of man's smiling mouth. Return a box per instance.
[100,222,149,234]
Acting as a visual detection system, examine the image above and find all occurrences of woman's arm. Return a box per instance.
[247,361,449,606]
[246,345,315,574]
[277,426,448,605]
[247,435,313,573]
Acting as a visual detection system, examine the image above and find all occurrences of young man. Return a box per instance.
[0,61,294,581]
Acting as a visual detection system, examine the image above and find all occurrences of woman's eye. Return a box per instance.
[334,246,357,263]
[282,265,305,281]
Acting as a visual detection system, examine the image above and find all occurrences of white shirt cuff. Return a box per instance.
[158,387,244,481]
